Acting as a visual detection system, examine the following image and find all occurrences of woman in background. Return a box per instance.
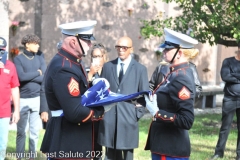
[87,43,108,83]
[86,43,108,160]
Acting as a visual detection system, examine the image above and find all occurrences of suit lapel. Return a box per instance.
[111,59,119,85]
[120,59,135,84]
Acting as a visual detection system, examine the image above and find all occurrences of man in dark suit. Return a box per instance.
[98,36,149,160]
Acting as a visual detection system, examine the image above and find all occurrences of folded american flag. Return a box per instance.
[81,79,150,107]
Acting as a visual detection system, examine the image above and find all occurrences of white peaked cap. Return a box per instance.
[159,28,198,49]
[58,20,97,36]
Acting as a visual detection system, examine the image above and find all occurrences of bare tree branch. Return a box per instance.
[217,39,238,47]
[191,0,196,6]
[206,4,215,14]
[233,3,240,15]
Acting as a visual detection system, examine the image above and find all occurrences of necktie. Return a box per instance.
[119,63,124,83]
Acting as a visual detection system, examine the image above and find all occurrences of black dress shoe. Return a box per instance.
[210,154,223,160]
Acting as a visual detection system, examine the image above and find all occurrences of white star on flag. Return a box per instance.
[80,79,151,107]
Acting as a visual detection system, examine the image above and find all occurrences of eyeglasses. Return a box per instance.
[92,43,106,50]
[93,43,104,47]
[115,45,132,51]
[92,55,104,58]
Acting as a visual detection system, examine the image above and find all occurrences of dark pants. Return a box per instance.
[214,97,240,157]
[94,121,102,160]
[104,148,133,160]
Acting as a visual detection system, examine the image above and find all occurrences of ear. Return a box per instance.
[69,38,76,49]
[25,43,30,48]
[130,47,133,53]
[178,49,183,57]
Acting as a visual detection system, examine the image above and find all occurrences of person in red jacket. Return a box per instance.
[0,37,20,160]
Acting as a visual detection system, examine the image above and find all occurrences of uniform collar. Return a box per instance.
[58,48,82,64]
[169,62,189,72]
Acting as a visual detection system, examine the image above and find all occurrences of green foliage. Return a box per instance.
[140,0,240,47]
[140,17,173,39]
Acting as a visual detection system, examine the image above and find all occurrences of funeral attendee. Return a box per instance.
[98,36,149,160]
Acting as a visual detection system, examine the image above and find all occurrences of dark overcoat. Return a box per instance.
[40,48,104,159]
[98,58,149,149]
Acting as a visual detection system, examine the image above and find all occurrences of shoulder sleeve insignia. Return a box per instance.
[178,86,190,100]
[68,77,80,96]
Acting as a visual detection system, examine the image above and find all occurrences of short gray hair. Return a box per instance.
[57,41,62,51]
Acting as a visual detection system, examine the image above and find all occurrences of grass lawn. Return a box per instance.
[5,113,238,160]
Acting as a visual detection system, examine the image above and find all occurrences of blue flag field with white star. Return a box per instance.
[81,79,150,107]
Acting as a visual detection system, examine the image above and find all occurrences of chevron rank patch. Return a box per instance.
[68,77,80,96]
[178,86,190,100]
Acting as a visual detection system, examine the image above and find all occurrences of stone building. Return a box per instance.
[0,0,238,85]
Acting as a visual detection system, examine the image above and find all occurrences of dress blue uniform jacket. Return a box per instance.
[40,48,104,159]
[145,62,195,158]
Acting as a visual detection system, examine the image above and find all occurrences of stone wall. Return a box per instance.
[0,0,9,52]
[2,0,238,84]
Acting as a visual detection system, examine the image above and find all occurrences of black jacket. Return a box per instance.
[13,49,46,98]
[40,48,104,159]
[221,57,240,98]
[149,62,202,96]
[145,62,195,157]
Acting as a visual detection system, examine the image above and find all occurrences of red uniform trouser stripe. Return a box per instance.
[54,158,90,160]
[152,153,189,160]
[162,155,166,160]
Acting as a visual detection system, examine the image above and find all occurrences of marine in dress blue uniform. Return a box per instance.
[144,28,198,160]
[40,21,105,160]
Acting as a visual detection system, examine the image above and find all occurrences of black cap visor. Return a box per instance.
[160,41,180,49]
[77,34,96,41]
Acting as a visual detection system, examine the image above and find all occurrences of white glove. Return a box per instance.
[103,103,116,112]
[144,94,159,116]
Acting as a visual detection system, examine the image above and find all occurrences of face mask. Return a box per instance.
[0,50,7,65]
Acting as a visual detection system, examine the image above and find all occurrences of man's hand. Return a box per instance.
[41,112,49,122]
[11,111,20,124]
